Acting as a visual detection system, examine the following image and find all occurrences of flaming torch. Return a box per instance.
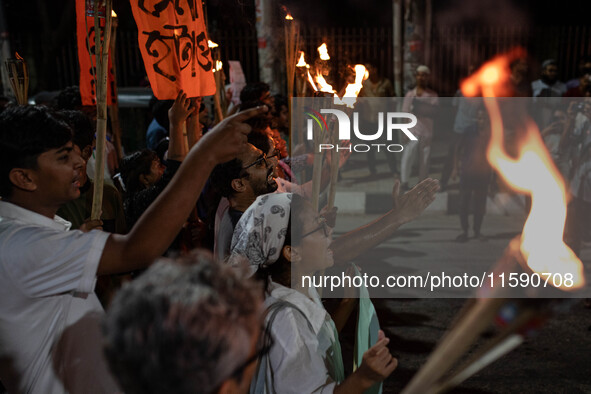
[5,52,29,105]
[402,49,586,394]
[209,40,226,123]
[326,64,369,211]
[309,69,337,211]
[284,11,300,100]
[89,0,113,222]
[295,51,310,96]
[314,42,331,83]
[317,43,330,60]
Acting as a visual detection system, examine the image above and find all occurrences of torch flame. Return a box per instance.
[111,10,117,17]
[296,52,307,67]
[315,72,335,93]
[462,50,585,290]
[15,52,23,61]
[334,64,368,108]
[318,43,330,61]
[307,70,318,91]
[285,13,294,20]
[208,40,219,49]
[213,60,223,72]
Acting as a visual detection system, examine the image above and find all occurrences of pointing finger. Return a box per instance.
[232,105,269,123]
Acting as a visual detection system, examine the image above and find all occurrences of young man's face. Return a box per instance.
[72,144,92,187]
[142,158,165,188]
[31,141,85,206]
[276,105,289,129]
[239,145,277,197]
[259,90,275,113]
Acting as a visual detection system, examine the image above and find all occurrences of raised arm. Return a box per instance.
[167,90,193,161]
[97,106,268,275]
[330,178,439,265]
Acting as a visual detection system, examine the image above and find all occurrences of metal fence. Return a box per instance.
[430,25,591,95]
[23,24,591,97]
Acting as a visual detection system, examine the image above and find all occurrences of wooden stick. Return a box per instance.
[402,237,534,394]
[213,61,224,123]
[108,12,123,161]
[401,297,506,394]
[90,0,112,221]
[310,136,323,212]
[431,335,523,394]
[431,306,537,394]
[5,56,28,105]
[326,119,339,210]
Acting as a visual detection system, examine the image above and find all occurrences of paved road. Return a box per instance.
[332,212,591,393]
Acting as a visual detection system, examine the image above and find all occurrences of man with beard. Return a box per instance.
[210,143,278,260]
[532,59,567,129]
[532,59,567,97]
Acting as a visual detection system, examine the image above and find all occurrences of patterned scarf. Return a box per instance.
[230,193,292,270]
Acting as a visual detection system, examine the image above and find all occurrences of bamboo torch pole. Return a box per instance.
[326,119,339,210]
[310,127,324,211]
[5,53,28,105]
[108,9,122,161]
[213,59,225,122]
[90,0,112,221]
[285,14,299,155]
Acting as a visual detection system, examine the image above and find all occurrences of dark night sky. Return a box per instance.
[1,0,588,92]
[3,0,589,36]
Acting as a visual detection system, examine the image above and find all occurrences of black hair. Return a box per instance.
[0,106,72,198]
[120,150,158,197]
[209,158,243,198]
[240,82,270,104]
[152,100,174,130]
[240,99,271,130]
[247,129,271,154]
[55,110,95,150]
[154,137,170,163]
[55,86,82,110]
[272,94,287,116]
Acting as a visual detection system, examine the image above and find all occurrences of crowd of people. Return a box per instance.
[0,53,589,394]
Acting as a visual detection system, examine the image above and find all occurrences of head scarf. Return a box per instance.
[416,65,431,74]
[542,59,557,69]
[230,193,292,271]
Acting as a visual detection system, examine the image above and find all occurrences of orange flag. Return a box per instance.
[75,0,117,106]
[130,0,216,99]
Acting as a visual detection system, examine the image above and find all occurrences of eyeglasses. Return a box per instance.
[227,324,274,382]
[301,217,331,238]
[242,153,268,170]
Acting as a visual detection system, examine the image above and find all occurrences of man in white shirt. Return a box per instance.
[400,65,439,190]
[0,103,267,392]
[531,59,567,129]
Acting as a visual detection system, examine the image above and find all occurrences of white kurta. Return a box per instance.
[251,282,344,393]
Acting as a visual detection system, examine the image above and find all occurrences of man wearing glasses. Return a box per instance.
[211,143,278,261]
[103,252,268,394]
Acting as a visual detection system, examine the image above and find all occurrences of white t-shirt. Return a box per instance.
[402,88,439,140]
[0,201,109,393]
[250,282,343,394]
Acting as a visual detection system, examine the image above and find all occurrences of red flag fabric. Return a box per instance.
[129,0,216,99]
[75,0,117,106]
